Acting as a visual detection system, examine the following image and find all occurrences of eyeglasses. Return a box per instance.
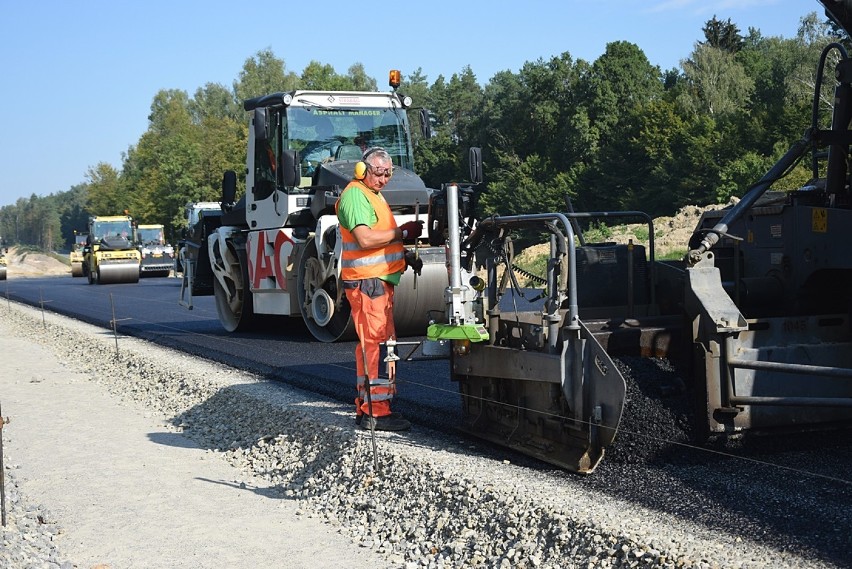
[368,166,393,178]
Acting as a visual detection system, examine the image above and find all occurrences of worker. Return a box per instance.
[301,115,340,172]
[335,147,423,431]
[354,135,369,151]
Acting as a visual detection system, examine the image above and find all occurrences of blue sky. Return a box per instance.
[0,0,819,209]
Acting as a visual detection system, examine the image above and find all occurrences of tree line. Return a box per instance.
[0,12,844,251]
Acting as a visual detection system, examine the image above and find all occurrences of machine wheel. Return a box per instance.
[213,245,256,332]
[97,264,140,284]
[296,239,353,342]
[70,262,83,277]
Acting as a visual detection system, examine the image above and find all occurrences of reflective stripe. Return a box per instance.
[368,393,393,402]
[357,377,395,402]
[357,377,394,386]
[341,250,404,268]
[336,180,405,280]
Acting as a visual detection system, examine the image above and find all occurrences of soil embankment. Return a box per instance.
[2,247,70,278]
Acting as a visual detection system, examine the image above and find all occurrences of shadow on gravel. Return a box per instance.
[147,431,201,449]
[158,385,368,508]
[194,477,285,500]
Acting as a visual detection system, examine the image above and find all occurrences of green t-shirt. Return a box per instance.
[337,185,401,285]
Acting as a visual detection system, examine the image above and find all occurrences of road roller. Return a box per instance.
[69,232,87,277]
[82,215,141,285]
[0,249,6,280]
[181,70,447,341]
[137,224,174,278]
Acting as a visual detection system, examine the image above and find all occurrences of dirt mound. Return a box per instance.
[639,201,733,258]
[514,201,734,266]
[3,247,71,278]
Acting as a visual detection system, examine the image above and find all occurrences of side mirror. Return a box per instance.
[222,170,237,209]
[280,150,300,187]
[469,147,483,184]
[419,108,433,140]
[253,108,268,143]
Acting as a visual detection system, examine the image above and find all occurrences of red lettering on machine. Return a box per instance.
[248,230,294,290]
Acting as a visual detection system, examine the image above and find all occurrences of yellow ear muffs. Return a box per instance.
[354,147,384,180]
[354,161,368,180]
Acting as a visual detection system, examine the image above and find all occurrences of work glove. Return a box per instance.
[398,220,424,240]
[404,249,423,276]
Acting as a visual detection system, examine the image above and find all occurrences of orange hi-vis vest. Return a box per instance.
[336,181,405,280]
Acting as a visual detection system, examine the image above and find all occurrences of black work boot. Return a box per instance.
[355,397,363,425]
[361,414,411,431]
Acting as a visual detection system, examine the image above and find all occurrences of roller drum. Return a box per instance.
[0,267,6,281]
[393,251,448,337]
[97,263,140,284]
[70,262,84,277]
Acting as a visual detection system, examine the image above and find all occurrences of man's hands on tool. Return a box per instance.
[398,220,424,240]
[404,249,423,275]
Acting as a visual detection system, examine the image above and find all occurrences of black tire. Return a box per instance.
[296,239,353,342]
[213,244,256,332]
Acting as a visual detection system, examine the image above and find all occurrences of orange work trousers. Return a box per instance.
[344,278,396,417]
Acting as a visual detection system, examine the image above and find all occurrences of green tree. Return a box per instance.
[122,89,203,236]
[346,63,378,91]
[300,61,352,90]
[59,183,89,247]
[85,162,124,215]
[233,49,299,102]
[679,44,754,117]
[701,16,745,53]
[190,82,240,122]
[577,42,663,210]
[401,67,433,163]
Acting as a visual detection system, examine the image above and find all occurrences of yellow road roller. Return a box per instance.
[83,215,141,284]
[69,232,87,277]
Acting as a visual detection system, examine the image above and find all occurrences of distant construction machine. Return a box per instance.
[136,224,174,278]
[82,215,141,285]
[177,202,222,308]
[69,232,87,277]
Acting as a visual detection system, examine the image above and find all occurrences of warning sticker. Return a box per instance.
[812,208,827,233]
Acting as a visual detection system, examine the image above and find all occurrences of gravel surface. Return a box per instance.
[1,300,849,568]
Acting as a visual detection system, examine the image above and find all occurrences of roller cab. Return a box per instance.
[193,73,448,342]
[83,215,141,285]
